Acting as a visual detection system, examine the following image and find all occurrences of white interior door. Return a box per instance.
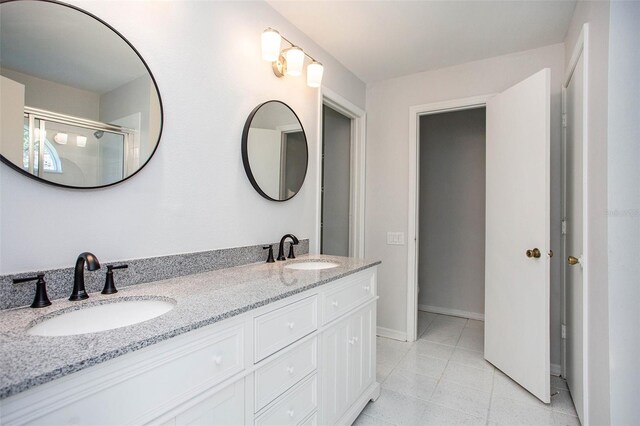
[565,54,585,422]
[485,69,551,403]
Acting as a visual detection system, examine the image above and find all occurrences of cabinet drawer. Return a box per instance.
[255,337,317,412]
[299,411,317,426]
[255,374,317,426]
[4,324,244,426]
[255,296,318,362]
[322,271,374,325]
[174,380,244,426]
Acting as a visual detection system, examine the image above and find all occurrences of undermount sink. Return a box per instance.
[27,299,175,337]
[284,261,339,271]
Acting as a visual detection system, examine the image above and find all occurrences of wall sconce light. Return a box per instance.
[53,133,68,145]
[262,27,323,88]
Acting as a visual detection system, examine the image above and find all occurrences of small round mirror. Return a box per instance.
[0,0,163,189]
[242,101,308,201]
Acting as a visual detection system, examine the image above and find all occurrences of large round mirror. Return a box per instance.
[0,0,163,189]
[242,101,308,201]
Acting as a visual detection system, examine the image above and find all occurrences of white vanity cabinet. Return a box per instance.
[0,266,379,426]
[321,300,376,425]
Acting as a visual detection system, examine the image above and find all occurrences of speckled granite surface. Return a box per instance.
[0,254,379,400]
[0,240,309,310]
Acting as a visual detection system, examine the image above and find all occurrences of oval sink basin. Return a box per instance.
[285,261,339,271]
[28,299,175,337]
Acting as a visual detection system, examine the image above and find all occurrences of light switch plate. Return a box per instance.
[386,232,405,245]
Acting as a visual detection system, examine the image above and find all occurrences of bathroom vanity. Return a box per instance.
[0,256,380,425]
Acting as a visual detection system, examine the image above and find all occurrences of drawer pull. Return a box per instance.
[286,321,295,330]
[349,336,359,345]
[213,355,223,365]
[363,285,370,291]
[332,300,339,308]
[287,409,295,418]
[286,366,295,374]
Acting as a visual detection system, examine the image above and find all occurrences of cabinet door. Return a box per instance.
[321,317,350,425]
[174,379,244,426]
[347,303,375,404]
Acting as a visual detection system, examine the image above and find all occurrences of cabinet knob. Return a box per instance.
[286,366,295,374]
[363,285,370,291]
[213,355,222,365]
[287,409,295,418]
[286,321,295,330]
[332,300,339,308]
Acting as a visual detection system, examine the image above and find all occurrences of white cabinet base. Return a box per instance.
[0,267,378,426]
[336,382,381,426]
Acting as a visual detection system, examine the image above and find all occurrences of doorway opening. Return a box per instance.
[321,105,352,256]
[406,71,557,405]
[317,88,366,258]
[417,108,486,326]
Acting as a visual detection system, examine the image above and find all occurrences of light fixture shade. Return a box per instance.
[307,61,324,88]
[285,47,304,76]
[54,133,68,145]
[261,28,281,62]
[76,136,87,147]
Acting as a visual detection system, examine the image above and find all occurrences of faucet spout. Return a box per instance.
[277,234,299,261]
[70,252,100,301]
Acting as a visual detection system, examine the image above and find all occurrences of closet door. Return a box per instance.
[485,68,551,403]
[321,317,350,424]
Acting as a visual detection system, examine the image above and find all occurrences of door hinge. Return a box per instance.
[561,324,567,339]
[562,114,567,128]
[561,220,567,235]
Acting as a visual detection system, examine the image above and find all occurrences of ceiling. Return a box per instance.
[267,1,577,84]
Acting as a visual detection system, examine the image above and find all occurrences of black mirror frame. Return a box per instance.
[0,0,164,190]
[241,100,309,202]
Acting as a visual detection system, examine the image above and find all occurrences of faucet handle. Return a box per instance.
[263,246,275,263]
[102,264,128,294]
[287,244,296,259]
[13,274,51,308]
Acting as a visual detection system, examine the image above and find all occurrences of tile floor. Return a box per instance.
[355,312,580,426]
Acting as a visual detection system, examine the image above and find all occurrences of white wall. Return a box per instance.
[418,108,486,317]
[0,0,365,274]
[0,67,100,120]
[365,43,565,366]
[564,1,611,424]
[607,1,640,424]
[100,74,159,161]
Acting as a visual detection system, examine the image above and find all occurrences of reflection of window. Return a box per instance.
[23,125,62,173]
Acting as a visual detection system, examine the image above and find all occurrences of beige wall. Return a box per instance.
[365,43,565,367]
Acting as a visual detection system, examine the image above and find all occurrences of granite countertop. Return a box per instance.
[0,254,380,400]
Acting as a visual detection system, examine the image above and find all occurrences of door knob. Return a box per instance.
[526,248,541,258]
[567,256,580,266]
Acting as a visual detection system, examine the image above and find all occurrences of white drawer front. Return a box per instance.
[255,337,317,412]
[6,324,244,426]
[322,271,374,325]
[255,374,317,426]
[174,380,244,426]
[255,296,318,362]
[299,411,318,426]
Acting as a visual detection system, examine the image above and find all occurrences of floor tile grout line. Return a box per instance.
[486,357,497,426]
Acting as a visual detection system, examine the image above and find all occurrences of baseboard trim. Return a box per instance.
[376,326,407,341]
[551,363,561,376]
[418,304,485,321]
